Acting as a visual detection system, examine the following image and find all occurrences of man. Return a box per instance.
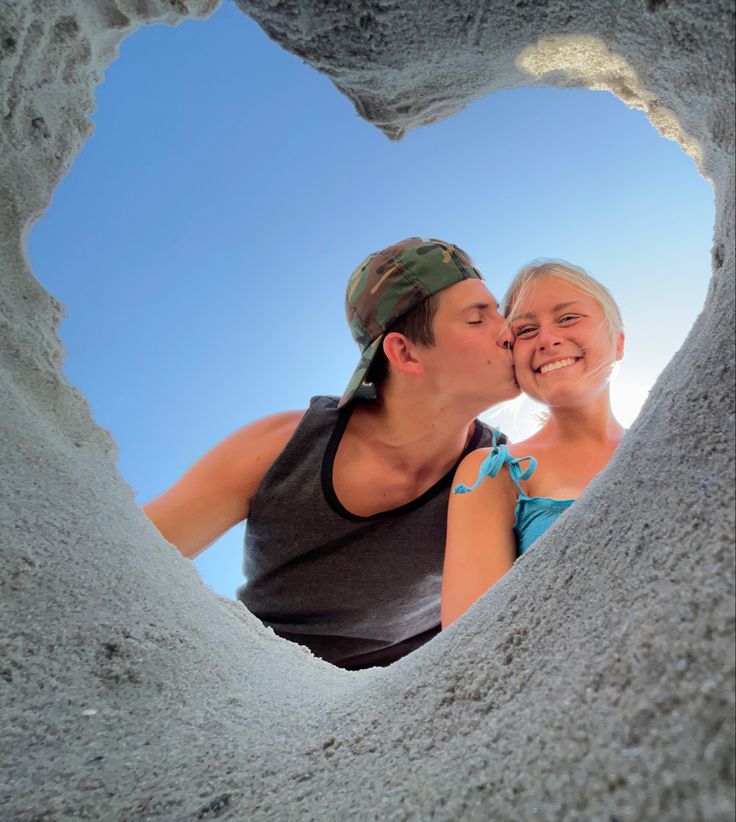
[144,237,519,668]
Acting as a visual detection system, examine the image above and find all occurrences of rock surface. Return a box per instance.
[1,0,734,819]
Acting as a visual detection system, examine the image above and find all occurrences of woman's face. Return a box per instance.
[508,276,624,408]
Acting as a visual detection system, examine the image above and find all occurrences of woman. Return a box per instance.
[441,260,625,627]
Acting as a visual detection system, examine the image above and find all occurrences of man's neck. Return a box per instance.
[331,384,481,518]
[347,386,476,476]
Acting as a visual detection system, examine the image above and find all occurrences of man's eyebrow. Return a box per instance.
[511,301,582,321]
[462,301,495,312]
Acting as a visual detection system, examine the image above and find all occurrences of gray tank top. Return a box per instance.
[238,396,497,669]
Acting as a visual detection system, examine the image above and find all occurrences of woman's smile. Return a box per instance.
[535,355,582,375]
[504,273,625,407]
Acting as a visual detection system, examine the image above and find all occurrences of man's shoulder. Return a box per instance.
[240,398,341,482]
[308,394,340,411]
[472,419,507,448]
[242,396,339,445]
[225,410,306,471]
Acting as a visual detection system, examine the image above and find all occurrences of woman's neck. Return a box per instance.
[543,392,625,445]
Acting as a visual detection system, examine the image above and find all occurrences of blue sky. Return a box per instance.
[28,0,714,597]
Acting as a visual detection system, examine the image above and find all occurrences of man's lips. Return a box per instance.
[534,356,581,375]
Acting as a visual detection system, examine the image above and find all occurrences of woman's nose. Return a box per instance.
[537,326,562,349]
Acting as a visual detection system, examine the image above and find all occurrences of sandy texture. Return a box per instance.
[1,0,734,819]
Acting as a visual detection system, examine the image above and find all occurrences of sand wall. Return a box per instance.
[1,1,733,818]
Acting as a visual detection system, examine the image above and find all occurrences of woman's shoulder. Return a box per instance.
[507,430,551,461]
[457,436,513,472]
[453,443,518,498]
[459,444,493,464]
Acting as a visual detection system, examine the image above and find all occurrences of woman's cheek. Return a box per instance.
[512,350,537,392]
[512,343,530,372]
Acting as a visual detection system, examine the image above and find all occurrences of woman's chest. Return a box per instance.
[511,445,611,500]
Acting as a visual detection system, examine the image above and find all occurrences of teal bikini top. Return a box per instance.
[454,434,574,555]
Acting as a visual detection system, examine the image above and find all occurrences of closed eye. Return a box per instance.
[513,324,538,338]
[559,313,582,324]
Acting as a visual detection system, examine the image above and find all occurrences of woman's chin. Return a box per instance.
[516,380,545,404]
[520,384,578,408]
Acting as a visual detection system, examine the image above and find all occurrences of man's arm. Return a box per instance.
[441,448,517,628]
[142,410,305,559]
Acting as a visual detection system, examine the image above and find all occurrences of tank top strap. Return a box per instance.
[453,429,537,498]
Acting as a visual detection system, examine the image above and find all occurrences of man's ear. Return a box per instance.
[615,331,625,361]
[383,332,425,376]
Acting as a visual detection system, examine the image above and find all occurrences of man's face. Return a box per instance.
[417,279,520,411]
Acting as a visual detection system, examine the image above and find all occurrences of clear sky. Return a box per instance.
[28,0,714,598]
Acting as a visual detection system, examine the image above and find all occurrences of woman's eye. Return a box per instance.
[559,314,581,324]
[514,325,537,337]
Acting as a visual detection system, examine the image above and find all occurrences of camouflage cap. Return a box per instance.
[339,237,484,407]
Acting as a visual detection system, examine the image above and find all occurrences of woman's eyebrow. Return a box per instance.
[511,300,582,321]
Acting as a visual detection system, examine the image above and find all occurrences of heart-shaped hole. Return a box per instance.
[28,3,713,645]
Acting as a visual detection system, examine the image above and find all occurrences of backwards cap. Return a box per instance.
[340,237,484,407]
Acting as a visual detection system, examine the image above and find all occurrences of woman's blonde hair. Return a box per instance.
[502,259,624,340]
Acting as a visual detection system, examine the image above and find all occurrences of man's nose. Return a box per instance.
[495,321,514,350]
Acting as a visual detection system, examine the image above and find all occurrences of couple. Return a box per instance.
[144,237,624,669]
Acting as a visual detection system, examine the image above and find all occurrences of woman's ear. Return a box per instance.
[615,331,625,361]
[383,332,425,376]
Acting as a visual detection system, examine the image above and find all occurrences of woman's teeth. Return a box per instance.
[539,357,577,374]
